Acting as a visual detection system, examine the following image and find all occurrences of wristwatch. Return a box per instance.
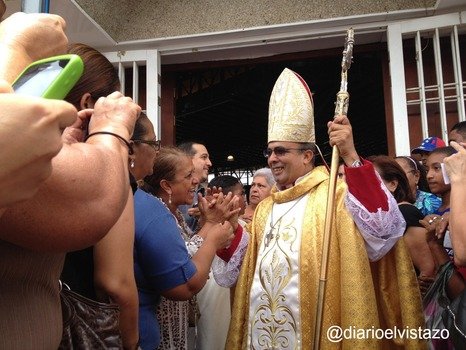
[350,159,363,168]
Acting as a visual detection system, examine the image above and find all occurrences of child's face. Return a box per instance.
[426,152,451,196]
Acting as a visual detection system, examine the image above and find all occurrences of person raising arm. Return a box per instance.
[0,81,76,217]
[444,141,466,266]
[0,11,68,83]
[0,9,75,217]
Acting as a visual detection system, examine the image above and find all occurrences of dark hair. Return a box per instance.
[65,43,120,109]
[208,175,241,195]
[132,112,150,141]
[177,141,205,157]
[144,147,188,195]
[394,156,430,193]
[451,121,466,136]
[300,142,317,163]
[368,155,415,203]
[430,146,456,158]
[0,1,6,19]
[300,142,317,153]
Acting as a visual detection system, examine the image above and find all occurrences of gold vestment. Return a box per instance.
[226,166,426,349]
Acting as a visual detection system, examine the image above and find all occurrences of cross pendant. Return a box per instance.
[265,229,274,247]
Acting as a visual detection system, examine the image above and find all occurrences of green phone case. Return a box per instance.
[12,54,84,100]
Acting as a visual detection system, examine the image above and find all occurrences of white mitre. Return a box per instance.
[268,68,314,143]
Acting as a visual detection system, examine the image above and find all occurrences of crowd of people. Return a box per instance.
[2,2,466,349]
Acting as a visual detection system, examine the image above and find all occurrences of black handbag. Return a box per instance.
[423,262,453,332]
[58,283,123,349]
[438,266,466,349]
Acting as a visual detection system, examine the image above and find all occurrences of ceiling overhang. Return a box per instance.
[3,0,464,64]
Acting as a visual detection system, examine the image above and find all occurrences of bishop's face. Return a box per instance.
[266,141,312,190]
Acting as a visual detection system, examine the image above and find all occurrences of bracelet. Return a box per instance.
[85,131,134,155]
[187,234,204,249]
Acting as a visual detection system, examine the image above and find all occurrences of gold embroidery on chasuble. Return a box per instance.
[248,195,306,349]
[226,166,426,350]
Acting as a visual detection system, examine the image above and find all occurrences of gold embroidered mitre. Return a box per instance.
[268,68,314,143]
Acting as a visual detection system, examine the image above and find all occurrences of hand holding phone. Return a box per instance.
[12,54,83,99]
[441,163,451,185]
[0,12,68,65]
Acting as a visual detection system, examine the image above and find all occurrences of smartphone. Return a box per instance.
[12,54,84,99]
[440,163,450,185]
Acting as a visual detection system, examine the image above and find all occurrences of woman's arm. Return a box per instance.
[0,93,140,252]
[0,90,76,210]
[403,226,435,277]
[0,12,68,83]
[428,241,465,300]
[421,215,465,300]
[94,189,139,350]
[135,193,234,302]
[162,221,234,301]
[444,141,466,266]
[450,184,466,266]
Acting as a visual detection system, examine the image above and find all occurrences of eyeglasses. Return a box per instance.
[133,139,161,151]
[263,146,307,158]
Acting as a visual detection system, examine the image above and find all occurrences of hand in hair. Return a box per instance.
[61,109,92,144]
[87,92,141,141]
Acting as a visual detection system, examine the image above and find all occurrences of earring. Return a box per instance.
[168,193,172,204]
[130,159,135,168]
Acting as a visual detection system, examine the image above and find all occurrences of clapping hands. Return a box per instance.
[198,188,241,228]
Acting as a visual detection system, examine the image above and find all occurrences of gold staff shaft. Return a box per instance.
[313,28,354,350]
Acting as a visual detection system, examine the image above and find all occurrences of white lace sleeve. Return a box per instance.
[344,174,406,262]
[185,234,204,257]
[212,230,249,287]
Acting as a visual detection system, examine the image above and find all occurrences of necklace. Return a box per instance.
[264,194,307,248]
[152,195,192,240]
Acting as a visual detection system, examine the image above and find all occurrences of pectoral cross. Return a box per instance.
[265,228,274,248]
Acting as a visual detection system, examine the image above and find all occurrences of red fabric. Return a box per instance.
[345,159,389,213]
[456,266,466,281]
[292,71,314,105]
[216,225,243,262]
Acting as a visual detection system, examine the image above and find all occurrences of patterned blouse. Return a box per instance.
[415,190,442,216]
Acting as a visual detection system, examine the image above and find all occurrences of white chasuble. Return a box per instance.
[247,194,308,349]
